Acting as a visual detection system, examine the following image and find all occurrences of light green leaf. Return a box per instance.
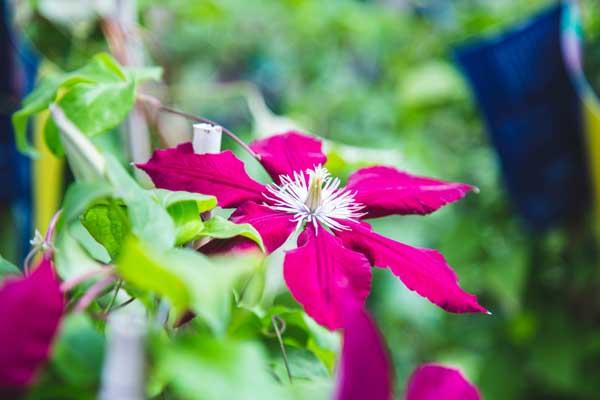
[234,259,267,309]
[167,248,258,334]
[200,216,265,252]
[117,237,257,333]
[0,255,21,279]
[149,189,217,212]
[70,220,112,264]
[116,236,191,317]
[13,53,133,157]
[167,201,205,245]
[12,75,64,156]
[61,180,113,223]
[105,154,175,250]
[80,201,130,260]
[156,335,284,400]
[49,104,108,181]
[55,224,106,281]
[286,380,332,400]
[263,306,339,373]
[52,314,105,386]
[149,189,217,245]
[272,348,328,383]
[47,78,135,150]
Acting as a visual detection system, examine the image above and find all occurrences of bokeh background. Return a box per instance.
[3,0,600,399]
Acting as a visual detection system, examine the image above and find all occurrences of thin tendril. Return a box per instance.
[103,279,123,315]
[113,297,136,310]
[74,275,117,313]
[136,93,261,161]
[60,267,114,293]
[44,209,63,244]
[22,247,38,275]
[271,316,292,383]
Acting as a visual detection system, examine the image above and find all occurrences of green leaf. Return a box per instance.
[105,154,175,250]
[117,237,258,333]
[80,201,130,260]
[70,220,112,264]
[176,250,259,334]
[286,380,332,400]
[116,236,191,317]
[200,215,265,252]
[61,180,113,223]
[52,314,105,387]
[12,53,137,157]
[0,254,21,279]
[167,201,205,245]
[263,306,339,373]
[272,348,329,383]
[234,259,267,309]
[149,189,217,245]
[11,75,64,156]
[149,189,217,212]
[50,78,135,140]
[156,334,284,400]
[55,224,105,281]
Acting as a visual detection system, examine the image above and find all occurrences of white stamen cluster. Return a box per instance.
[264,165,365,231]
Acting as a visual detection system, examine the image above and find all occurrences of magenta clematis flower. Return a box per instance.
[0,257,64,393]
[138,131,487,329]
[334,301,480,400]
[405,364,481,400]
[334,301,393,400]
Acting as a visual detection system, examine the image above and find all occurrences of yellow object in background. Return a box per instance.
[583,98,600,232]
[33,111,64,235]
[561,2,600,235]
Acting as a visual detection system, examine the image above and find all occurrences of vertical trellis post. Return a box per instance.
[103,0,152,179]
[99,307,147,400]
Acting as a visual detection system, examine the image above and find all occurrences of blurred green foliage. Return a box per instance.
[12,0,600,399]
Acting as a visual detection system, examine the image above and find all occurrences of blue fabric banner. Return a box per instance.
[1,0,38,261]
[455,4,589,230]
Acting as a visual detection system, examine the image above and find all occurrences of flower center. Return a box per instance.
[264,165,365,231]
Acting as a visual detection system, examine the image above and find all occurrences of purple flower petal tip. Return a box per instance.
[405,364,481,400]
[335,221,487,315]
[347,166,475,218]
[335,304,393,400]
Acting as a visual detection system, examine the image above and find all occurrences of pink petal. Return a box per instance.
[0,257,64,390]
[346,166,475,218]
[137,143,266,208]
[335,303,393,400]
[283,225,372,330]
[405,364,481,400]
[250,132,327,183]
[335,221,487,314]
[230,202,297,253]
[200,201,296,255]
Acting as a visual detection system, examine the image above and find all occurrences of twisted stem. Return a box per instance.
[137,93,261,161]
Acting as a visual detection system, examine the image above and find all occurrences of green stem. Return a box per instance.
[104,279,123,315]
[136,93,261,161]
[272,316,292,383]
